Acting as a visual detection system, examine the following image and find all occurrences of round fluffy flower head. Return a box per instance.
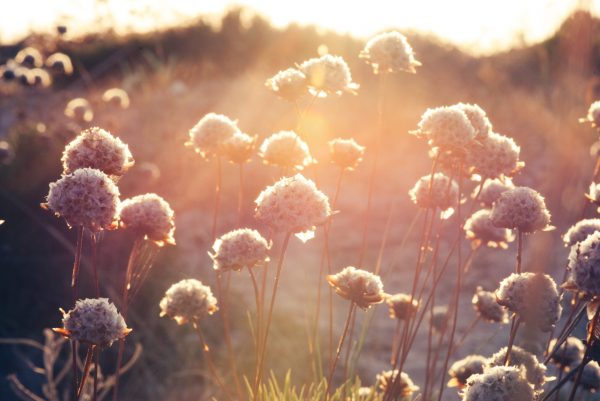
[45,168,120,231]
[62,127,134,177]
[259,131,313,170]
[455,103,492,139]
[472,286,508,323]
[478,178,514,208]
[386,293,418,320]
[159,279,218,325]
[15,47,43,67]
[102,88,130,109]
[254,174,331,239]
[46,52,73,75]
[462,366,535,401]
[567,231,600,295]
[431,305,449,333]
[265,68,307,101]
[187,113,240,158]
[119,194,175,246]
[496,272,562,332]
[467,132,523,179]
[413,106,476,151]
[327,266,384,310]
[64,98,93,123]
[299,54,359,97]
[409,172,458,212]
[359,31,421,74]
[490,187,552,233]
[578,361,600,392]
[548,337,585,371]
[487,345,549,389]
[376,370,419,399]
[328,138,365,170]
[563,219,600,247]
[222,132,256,164]
[448,355,487,389]
[57,298,129,347]
[464,209,514,249]
[210,228,270,272]
[581,101,600,129]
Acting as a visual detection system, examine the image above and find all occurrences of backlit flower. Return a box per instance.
[210,228,270,271]
[299,54,359,97]
[119,193,175,246]
[360,31,421,74]
[160,279,218,325]
[327,266,384,310]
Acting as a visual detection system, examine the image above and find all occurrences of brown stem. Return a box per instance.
[342,305,357,382]
[77,345,95,400]
[211,156,222,243]
[516,229,523,273]
[248,267,262,351]
[325,302,356,400]
[544,300,586,365]
[503,317,521,365]
[91,233,99,297]
[453,315,481,355]
[71,225,84,302]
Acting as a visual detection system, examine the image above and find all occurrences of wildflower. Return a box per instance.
[299,54,359,97]
[409,172,458,213]
[580,101,600,129]
[28,68,52,87]
[102,88,130,109]
[462,366,535,401]
[490,187,552,233]
[119,194,175,246]
[259,131,313,170]
[448,355,486,389]
[254,174,331,240]
[567,231,600,295]
[45,168,120,231]
[563,219,600,247]
[376,369,419,399]
[327,266,384,310]
[15,47,43,68]
[45,52,73,75]
[359,31,421,74]
[55,298,130,347]
[159,279,218,325]
[413,106,476,151]
[487,345,549,389]
[328,138,365,170]
[187,112,240,158]
[455,103,492,139]
[210,228,270,272]
[62,127,134,177]
[472,286,508,323]
[265,68,307,101]
[467,132,523,179]
[386,293,418,320]
[477,178,514,208]
[64,98,93,123]
[222,132,256,164]
[578,361,600,392]
[464,209,514,249]
[356,387,373,400]
[588,182,600,206]
[431,305,449,333]
[548,337,585,371]
[496,272,562,332]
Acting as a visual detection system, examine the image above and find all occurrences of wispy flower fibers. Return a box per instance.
[210,228,270,272]
[477,178,514,208]
[299,54,359,97]
[119,194,175,246]
[464,209,514,249]
[563,219,600,247]
[187,112,240,159]
[64,98,94,123]
[159,279,218,325]
[62,127,134,177]
[45,52,73,75]
[386,293,418,320]
[56,298,130,347]
[447,355,486,389]
[375,369,419,399]
[490,187,552,233]
[409,172,458,213]
[265,68,307,101]
[254,174,331,240]
[467,132,523,179]
[259,130,313,170]
[462,366,535,401]
[496,272,561,332]
[327,266,384,310]
[359,31,421,74]
[472,287,508,323]
[548,337,584,371]
[222,132,256,164]
[567,231,600,295]
[580,101,600,129]
[15,47,43,68]
[577,361,600,392]
[45,168,120,231]
[487,345,550,389]
[455,103,492,139]
[102,88,130,109]
[413,106,476,151]
[328,138,365,170]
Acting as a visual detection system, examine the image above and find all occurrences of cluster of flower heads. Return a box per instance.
[462,366,535,401]
[327,266,384,310]
[359,31,421,74]
[210,228,270,272]
[464,209,514,249]
[119,194,176,246]
[409,172,458,213]
[259,131,313,170]
[486,346,549,389]
[490,187,552,233]
[328,138,365,170]
[1,47,74,89]
[472,286,508,323]
[159,279,218,325]
[477,178,514,208]
[567,231,600,295]
[375,369,419,399]
[563,218,600,247]
[466,132,523,179]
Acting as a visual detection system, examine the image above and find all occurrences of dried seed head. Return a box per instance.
[259,131,313,170]
[431,305,449,333]
[563,219,600,247]
[46,52,73,75]
[464,209,514,249]
[414,106,476,151]
[478,178,515,208]
[15,47,43,68]
[359,31,421,74]
[578,361,600,392]
[265,68,307,101]
[386,293,418,320]
[581,101,600,129]
[187,113,240,159]
[496,273,562,332]
[448,355,487,389]
[65,98,93,123]
[254,174,331,240]
[548,337,585,371]
[327,266,384,310]
[472,286,508,323]
[159,279,218,325]
[462,366,535,401]
[467,132,522,179]
[119,193,175,246]
[409,172,458,212]
[102,88,130,109]
[222,132,256,164]
[210,228,270,272]
[455,103,492,139]
[58,298,129,347]
[487,345,549,389]
[62,127,134,177]
[490,187,552,233]
[328,138,365,170]
[45,168,120,231]
[299,54,359,97]
[376,370,419,399]
[567,231,600,295]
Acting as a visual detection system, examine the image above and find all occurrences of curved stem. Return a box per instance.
[325,302,356,400]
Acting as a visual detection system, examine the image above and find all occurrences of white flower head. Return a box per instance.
[299,54,359,97]
[119,193,175,246]
[259,131,313,170]
[187,112,240,159]
[413,106,476,151]
[548,337,585,371]
[467,132,523,179]
[462,366,535,401]
[487,345,550,389]
[360,31,421,74]
[265,68,307,101]
[210,228,270,272]
[472,286,508,323]
[65,98,93,123]
[375,370,419,399]
[448,355,486,389]
[567,231,600,295]
[46,52,73,75]
[102,88,130,109]
[222,132,256,164]
[409,172,458,213]
[160,279,218,325]
[490,187,552,233]
[588,182,600,206]
[563,219,600,247]
[328,138,365,170]
[477,178,515,208]
[580,101,600,129]
[464,209,514,249]
[455,103,492,139]
[327,266,384,309]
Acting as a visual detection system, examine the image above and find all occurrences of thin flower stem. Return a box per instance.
[71,225,84,302]
[503,317,521,365]
[77,345,95,400]
[544,265,571,356]
[91,234,99,297]
[554,369,563,401]
[544,300,586,365]
[390,320,402,365]
[516,229,523,273]
[565,351,590,401]
[237,163,244,226]
[342,306,357,382]
[248,267,262,351]
[211,156,222,243]
[71,341,78,401]
[325,302,356,400]
[93,348,98,401]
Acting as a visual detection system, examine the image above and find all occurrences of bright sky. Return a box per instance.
[1,0,598,54]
